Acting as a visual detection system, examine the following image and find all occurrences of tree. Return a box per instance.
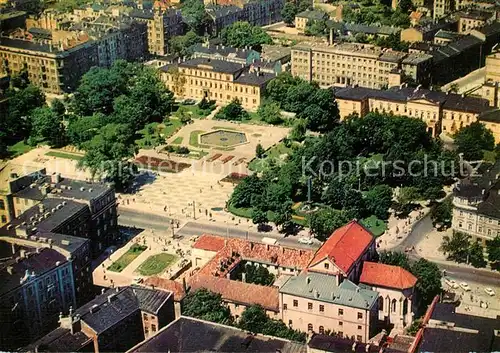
[395,186,420,214]
[430,198,452,228]
[176,106,193,124]
[411,259,442,308]
[182,288,233,324]
[440,231,471,263]
[214,99,249,121]
[468,241,487,268]
[6,85,46,138]
[378,251,411,271]
[181,0,209,34]
[265,72,301,106]
[256,143,265,158]
[221,21,273,50]
[0,131,8,158]
[244,264,275,285]
[271,200,293,231]
[251,207,268,227]
[168,31,202,57]
[398,0,414,13]
[304,18,328,37]
[257,101,283,125]
[230,174,265,208]
[486,236,500,271]
[10,69,29,89]
[29,107,65,147]
[281,2,298,26]
[454,121,495,161]
[51,98,66,117]
[290,118,307,142]
[79,123,138,190]
[198,96,215,110]
[308,207,350,241]
[67,113,106,147]
[365,184,393,220]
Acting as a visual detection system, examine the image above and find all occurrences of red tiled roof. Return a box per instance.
[360,262,417,290]
[142,277,186,301]
[197,237,315,277]
[192,234,226,252]
[188,275,280,311]
[308,220,374,274]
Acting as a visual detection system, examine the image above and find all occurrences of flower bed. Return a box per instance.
[207,153,222,162]
[221,155,234,164]
[220,172,248,184]
[134,155,191,173]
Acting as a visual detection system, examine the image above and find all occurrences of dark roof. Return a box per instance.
[334,86,489,113]
[480,108,500,123]
[129,9,154,19]
[205,5,242,19]
[129,316,307,353]
[475,21,500,37]
[457,9,493,20]
[24,327,92,352]
[420,303,500,353]
[131,285,172,315]
[178,57,246,74]
[296,9,327,21]
[0,36,55,53]
[0,246,67,296]
[75,287,140,334]
[13,175,110,201]
[308,335,405,353]
[234,69,275,86]
[434,29,461,40]
[191,43,256,61]
[477,182,500,218]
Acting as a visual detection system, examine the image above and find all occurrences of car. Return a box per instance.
[133,277,143,284]
[298,237,313,245]
[444,278,459,289]
[459,282,471,291]
[484,287,495,296]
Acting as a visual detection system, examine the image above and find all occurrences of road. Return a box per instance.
[118,208,320,250]
[393,213,500,287]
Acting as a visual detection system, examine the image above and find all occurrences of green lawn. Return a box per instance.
[189,130,210,148]
[189,150,209,159]
[174,104,214,119]
[248,142,294,172]
[108,244,147,273]
[46,151,83,161]
[228,203,253,218]
[361,215,387,237]
[171,137,183,145]
[137,253,178,276]
[163,119,183,138]
[7,141,33,157]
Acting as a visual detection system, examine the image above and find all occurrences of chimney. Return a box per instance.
[266,244,269,251]
[329,27,334,45]
[51,173,61,184]
[313,289,319,298]
[306,276,311,284]
[20,249,26,258]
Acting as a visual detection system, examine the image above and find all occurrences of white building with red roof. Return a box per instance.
[360,262,418,328]
[307,220,376,284]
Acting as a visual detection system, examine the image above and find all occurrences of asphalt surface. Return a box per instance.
[393,213,500,287]
[118,208,320,250]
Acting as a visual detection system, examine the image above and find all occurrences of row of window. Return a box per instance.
[285,300,364,319]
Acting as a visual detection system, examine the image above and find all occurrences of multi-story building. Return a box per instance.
[24,286,176,353]
[452,161,500,244]
[291,42,433,89]
[159,57,276,110]
[433,0,452,19]
[400,18,457,43]
[0,244,76,350]
[205,5,243,35]
[130,9,183,56]
[294,10,328,33]
[334,86,490,136]
[457,10,495,33]
[191,43,261,65]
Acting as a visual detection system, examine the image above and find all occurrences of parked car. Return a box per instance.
[484,287,495,296]
[298,237,313,245]
[459,282,471,291]
[444,278,459,289]
[133,277,143,284]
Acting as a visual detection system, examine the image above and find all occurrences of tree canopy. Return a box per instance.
[220,22,273,50]
[214,99,249,121]
[182,288,234,324]
[454,121,495,161]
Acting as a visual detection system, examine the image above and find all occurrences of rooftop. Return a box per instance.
[457,9,494,20]
[296,9,327,21]
[191,43,256,61]
[308,220,374,274]
[292,42,406,62]
[23,327,92,352]
[205,5,242,19]
[192,234,227,252]
[359,262,417,290]
[434,29,462,40]
[0,163,43,194]
[0,246,67,296]
[308,334,406,353]
[345,23,400,36]
[142,276,187,301]
[188,274,280,312]
[131,285,173,315]
[261,44,291,62]
[128,316,307,353]
[280,272,378,310]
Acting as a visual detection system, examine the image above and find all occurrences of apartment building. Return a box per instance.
[452,161,500,244]
[400,19,457,43]
[433,0,452,19]
[24,286,175,353]
[291,42,432,89]
[0,244,76,350]
[294,10,328,33]
[457,10,495,33]
[160,57,276,110]
[129,9,183,56]
[335,86,490,136]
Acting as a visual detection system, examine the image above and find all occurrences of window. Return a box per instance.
[391,299,397,313]
[143,313,148,321]
[0,200,4,210]
[357,312,363,320]
[358,325,362,330]
[308,302,313,310]
[307,323,313,332]
[151,324,156,332]
[338,309,344,316]
[357,335,362,341]
[324,263,329,270]
[293,300,298,307]
[339,321,343,326]
[283,304,287,310]
[1,215,6,223]
[319,305,324,312]
[338,331,343,337]
[319,326,324,334]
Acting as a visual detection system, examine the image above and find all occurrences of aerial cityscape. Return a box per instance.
[0,0,499,350]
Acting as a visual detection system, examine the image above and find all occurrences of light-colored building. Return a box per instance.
[335,86,490,136]
[458,10,495,33]
[159,57,276,110]
[291,42,418,89]
[294,10,328,33]
[280,273,378,342]
[486,50,500,82]
[433,0,452,19]
[452,164,500,244]
[359,262,417,328]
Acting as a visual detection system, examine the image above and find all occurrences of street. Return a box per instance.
[118,208,321,250]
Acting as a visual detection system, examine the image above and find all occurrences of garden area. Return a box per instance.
[134,155,191,173]
[137,253,178,276]
[45,150,83,161]
[108,244,147,272]
[248,141,296,172]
